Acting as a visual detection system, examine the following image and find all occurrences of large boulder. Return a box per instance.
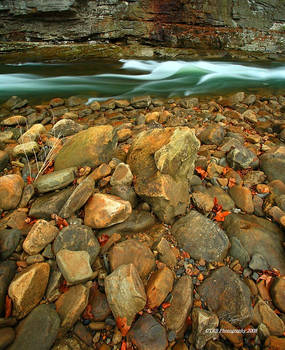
[223,214,285,274]
[54,126,117,170]
[172,210,230,262]
[260,146,285,182]
[127,127,199,223]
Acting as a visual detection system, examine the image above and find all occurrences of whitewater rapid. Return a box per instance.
[0,59,284,102]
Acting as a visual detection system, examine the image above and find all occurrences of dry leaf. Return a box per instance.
[116,316,130,337]
[5,295,12,318]
[195,166,208,180]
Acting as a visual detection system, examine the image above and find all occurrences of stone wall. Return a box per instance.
[0,0,284,59]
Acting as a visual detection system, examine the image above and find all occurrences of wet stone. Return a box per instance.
[128,313,168,350]
[53,224,100,265]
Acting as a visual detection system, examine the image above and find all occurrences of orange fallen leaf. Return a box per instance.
[59,280,69,294]
[121,341,127,350]
[257,274,273,288]
[27,176,34,184]
[161,302,171,309]
[228,177,236,188]
[213,210,231,222]
[195,166,208,180]
[116,316,130,337]
[222,166,231,175]
[213,197,222,213]
[198,273,204,281]
[181,251,190,259]
[5,295,12,318]
[98,234,109,247]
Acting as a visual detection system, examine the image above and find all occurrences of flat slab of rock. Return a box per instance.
[29,186,74,219]
[7,304,60,350]
[55,284,89,331]
[198,266,253,328]
[105,264,146,327]
[59,178,94,218]
[109,239,155,280]
[84,193,132,229]
[8,262,50,319]
[224,213,285,274]
[164,275,193,335]
[54,126,117,171]
[127,127,199,223]
[0,174,24,210]
[172,210,230,262]
[23,219,59,255]
[128,313,168,350]
[34,167,76,193]
[56,249,93,285]
[53,224,100,264]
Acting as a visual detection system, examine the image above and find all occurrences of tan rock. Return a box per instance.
[84,193,132,228]
[8,263,50,319]
[23,219,59,255]
[146,266,174,309]
[145,111,160,123]
[109,239,155,280]
[13,141,40,157]
[0,174,24,210]
[110,163,133,187]
[219,320,243,348]
[88,163,111,181]
[271,277,285,313]
[117,128,132,142]
[1,115,27,126]
[105,264,146,327]
[264,336,285,350]
[156,237,177,268]
[18,123,46,143]
[55,284,89,331]
[229,185,254,213]
[192,191,214,213]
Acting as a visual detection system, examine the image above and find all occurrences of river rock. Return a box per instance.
[199,125,225,145]
[190,308,219,349]
[105,264,146,327]
[18,123,46,143]
[156,237,177,268]
[18,184,34,208]
[56,249,93,285]
[53,224,100,264]
[7,304,60,350]
[84,193,132,229]
[224,213,285,274]
[55,284,89,331]
[8,262,50,319]
[88,287,111,321]
[13,141,40,157]
[23,219,59,255]
[172,210,230,262]
[164,275,193,335]
[219,320,243,348]
[1,115,27,126]
[264,336,285,350]
[0,130,13,143]
[110,163,133,186]
[196,185,235,211]
[260,146,285,182]
[99,210,156,236]
[59,177,94,218]
[229,185,254,213]
[0,174,24,210]
[146,266,174,309]
[0,150,9,171]
[111,184,137,208]
[131,96,151,108]
[34,167,76,193]
[0,327,15,349]
[229,237,250,268]
[249,253,269,271]
[51,119,84,137]
[128,314,168,350]
[0,261,16,315]
[270,277,285,313]
[127,127,199,223]
[109,239,155,280]
[252,299,285,336]
[29,186,74,219]
[192,191,214,213]
[227,145,256,169]
[54,126,117,170]
[0,228,21,260]
[198,266,253,327]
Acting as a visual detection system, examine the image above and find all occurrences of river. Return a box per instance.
[0,59,285,103]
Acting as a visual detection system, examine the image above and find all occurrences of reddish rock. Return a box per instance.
[264,336,285,350]
[8,263,50,319]
[109,239,155,280]
[146,266,174,309]
[128,313,168,350]
[229,185,254,213]
[219,320,243,348]
[105,264,146,327]
[84,193,132,228]
[88,287,111,322]
[0,174,24,210]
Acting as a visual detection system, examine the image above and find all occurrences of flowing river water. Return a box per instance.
[0,59,285,103]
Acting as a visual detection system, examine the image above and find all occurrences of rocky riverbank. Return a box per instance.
[0,91,285,350]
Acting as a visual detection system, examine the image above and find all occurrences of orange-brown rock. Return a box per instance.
[0,174,24,210]
[146,266,174,309]
[84,193,132,228]
[219,320,243,348]
[8,263,50,319]
[270,277,285,313]
[229,185,254,213]
[109,239,155,280]
[264,336,285,350]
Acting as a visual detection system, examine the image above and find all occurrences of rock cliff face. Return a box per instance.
[0,0,284,59]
